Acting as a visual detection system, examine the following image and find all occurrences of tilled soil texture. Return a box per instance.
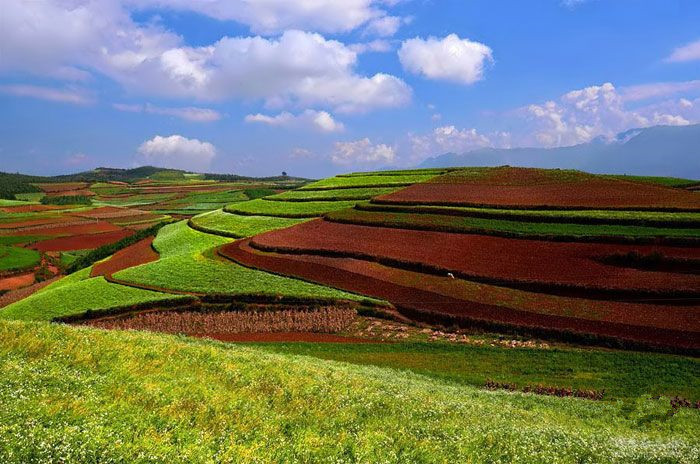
[375,167,700,211]
[248,220,700,299]
[82,307,357,334]
[8,220,123,237]
[45,189,95,197]
[0,276,60,308]
[31,229,135,252]
[222,239,700,351]
[91,237,159,277]
[194,332,382,343]
[35,182,89,193]
[0,272,35,291]
[0,205,71,213]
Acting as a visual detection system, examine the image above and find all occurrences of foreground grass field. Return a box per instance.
[1,320,698,463]
[255,341,700,403]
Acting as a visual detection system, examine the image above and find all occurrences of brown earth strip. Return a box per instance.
[221,239,700,351]
[90,237,159,277]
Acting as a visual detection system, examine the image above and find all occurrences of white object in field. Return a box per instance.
[447,272,455,279]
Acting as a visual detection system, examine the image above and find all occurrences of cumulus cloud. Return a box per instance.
[137,134,216,171]
[245,110,344,132]
[398,34,493,84]
[113,103,222,122]
[524,82,692,147]
[620,80,700,102]
[0,84,93,105]
[409,126,510,158]
[665,39,700,63]
[349,39,393,54]
[331,138,395,165]
[126,0,403,35]
[1,2,410,113]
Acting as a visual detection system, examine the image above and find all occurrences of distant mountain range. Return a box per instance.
[418,124,700,179]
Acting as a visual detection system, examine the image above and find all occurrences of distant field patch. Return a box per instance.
[225,199,358,217]
[190,210,305,238]
[271,187,400,201]
[0,245,41,272]
[299,174,437,190]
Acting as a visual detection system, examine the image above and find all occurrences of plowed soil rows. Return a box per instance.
[45,189,95,197]
[35,182,88,193]
[0,217,71,230]
[376,168,700,211]
[0,272,35,291]
[72,206,142,219]
[193,332,381,343]
[249,220,700,298]
[31,229,134,252]
[0,205,66,213]
[4,220,121,237]
[222,239,700,350]
[91,237,158,277]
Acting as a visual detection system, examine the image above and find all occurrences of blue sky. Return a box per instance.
[1,0,699,177]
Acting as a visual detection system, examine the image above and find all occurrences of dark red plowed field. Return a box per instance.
[375,168,700,210]
[91,237,158,277]
[221,239,700,350]
[192,332,381,343]
[31,229,134,252]
[249,219,700,298]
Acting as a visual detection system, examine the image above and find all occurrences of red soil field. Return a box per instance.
[0,217,73,230]
[71,206,134,218]
[193,332,382,343]
[0,276,59,308]
[31,229,134,252]
[222,239,700,350]
[0,272,35,291]
[376,168,700,210]
[45,189,95,197]
[91,237,158,277]
[0,205,67,213]
[249,219,700,297]
[5,220,122,237]
[35,182,88,193]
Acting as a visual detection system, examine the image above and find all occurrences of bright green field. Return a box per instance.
[0,235,49,246]
[0,320,698,463]
[0,245,41,272]
[114,221,370,301]
[190,210,306,238]
[225,199,359,217]
[271,187,401,201]
[299,174,437,190]
[359,203,700,226]
[0,199,37,206]
[12,192,44,202]
[343,168,450,177]
[326,208,700,240]
[0,267,190,321]
[255,342,700,403]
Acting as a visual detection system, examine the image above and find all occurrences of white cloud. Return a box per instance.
[349,39,392,54]
[137,134,216,171]
[364,15,402,37]
[113,103,222,122]
[410,126,510,158]
[620,80,700,102]
[398,34,493,84]
[524,83,694,147]
[665,39,700,63]
[331,138,395,165]
[1,3,410,113]
[127,0,403,35]
[290,147,314,159]
[0,84,93,105]
[245,110,344,132]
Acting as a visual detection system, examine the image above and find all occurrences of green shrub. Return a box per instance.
[41,195,92,205]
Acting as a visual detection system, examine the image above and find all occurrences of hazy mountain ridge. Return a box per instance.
[418,124,700,179]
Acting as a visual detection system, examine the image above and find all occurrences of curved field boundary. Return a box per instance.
[90,237,159,278]
[249,220,700,302]
[324,209,700,247]
[224,200,358,218]
[372,197,700,213]
[30,229,135,252]
[299,183,417,191]
[357,203,700,228]
[222,239,700,352]
[188,217,245,238]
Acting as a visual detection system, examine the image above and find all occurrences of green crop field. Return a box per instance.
[255,341,700,403]
[271,187,401,201]
[0,199,37,206]
[359,203,700,227]
[0,320,697,463]
[114,221,371,301]
[299,173,438,190]
[601,174,698,188]
[225,199,359,217]
[326,208,700,242]
[190,210,306,238]
[0,267,190,321]
[0,245,41,272]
